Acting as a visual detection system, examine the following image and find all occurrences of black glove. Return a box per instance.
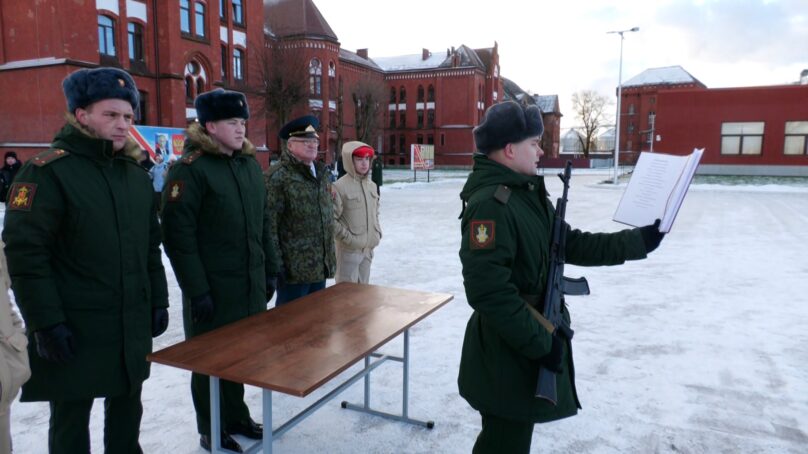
[152,307,169,337]
[266,275,278,302]
[539,332,564,374]
[34,323,76,364]
[190,294,214,323]
[639,219,665,253]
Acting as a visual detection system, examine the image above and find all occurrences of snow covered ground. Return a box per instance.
[7,168,808,453]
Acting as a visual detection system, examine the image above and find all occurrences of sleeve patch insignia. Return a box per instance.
[8,183,37,211]
[470,220,495,249]
[166,181,185,202]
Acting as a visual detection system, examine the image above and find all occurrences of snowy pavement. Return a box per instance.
[7,170,808,453]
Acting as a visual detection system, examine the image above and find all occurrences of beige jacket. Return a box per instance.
[0,240,30,409]
[333,142,382,251]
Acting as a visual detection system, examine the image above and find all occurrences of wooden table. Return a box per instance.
[148,283,453,453]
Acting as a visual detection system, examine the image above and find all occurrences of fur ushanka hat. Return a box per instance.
[194,88,250,125]
[473,101,544,154]
[62,67,139,114]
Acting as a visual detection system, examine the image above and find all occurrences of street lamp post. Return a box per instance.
[608,26,639,184]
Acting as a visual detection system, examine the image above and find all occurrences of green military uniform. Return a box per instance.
[2,118,169,453]
[160,122,276,436]
[458,155,648,452]
[265,150,335,284]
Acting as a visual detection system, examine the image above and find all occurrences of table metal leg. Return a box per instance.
[210,376,222,453]
[263,390,273,454]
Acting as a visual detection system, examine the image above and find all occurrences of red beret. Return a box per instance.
[352,145,374,158]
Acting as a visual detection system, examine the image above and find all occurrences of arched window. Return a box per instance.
[389,87,396,103]
[427,109,435,128]
[98,15,116,56]
[309,58,322,95]
[128,22,144,62]
[196,78,205,97]
[417,85,424,102]
[233,48,244,80]
[427,85,435,102]
[194,2,206,38]
[185,60,207,105]
[399,86,406,103]
[328,61,336,98]
[185,76,194,102]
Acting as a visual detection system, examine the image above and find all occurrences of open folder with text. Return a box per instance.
[613,148,704,233]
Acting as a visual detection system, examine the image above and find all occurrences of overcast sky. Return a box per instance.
[316,0,807,129]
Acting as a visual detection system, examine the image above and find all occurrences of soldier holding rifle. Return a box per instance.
[457,101,665,453]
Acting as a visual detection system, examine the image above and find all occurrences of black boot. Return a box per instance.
[227,418,263,439]
[200,432,243,453]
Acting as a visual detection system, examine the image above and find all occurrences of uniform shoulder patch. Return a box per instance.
[166,180,185,202]
[180,150,203,165]
[31,149,70,167]
[470,220,495,249]
[493,185,511,204]
[7,183,38,211]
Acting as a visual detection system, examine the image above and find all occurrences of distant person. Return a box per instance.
[0,151,21,203]
[139,148,154,172]
[458,101,665,454]
[265,116,335,305]
[161,88,277,453]
[2,67,169,453]
[333,141,381,284]
[371,153,383,195]
[0,239,31,454]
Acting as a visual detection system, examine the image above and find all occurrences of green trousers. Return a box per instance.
[48,386,143,454]
[191,372,251,436]
[472,413,534,454]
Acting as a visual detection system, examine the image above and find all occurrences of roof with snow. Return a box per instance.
[339,49,382,72]
[622,65,705,88]
[373,45,491,72]
[534,95,560,115]
[264,0,338,41]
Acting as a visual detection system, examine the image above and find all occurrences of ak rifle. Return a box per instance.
[534,161,590,404]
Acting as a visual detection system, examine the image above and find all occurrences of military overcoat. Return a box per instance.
[161,123,276,337]
[265,151,335,284]
[458,155,648,423]
[2,118,169,401]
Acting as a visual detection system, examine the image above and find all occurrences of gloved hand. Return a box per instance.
[539,332,564,374]
[639,219,665,253]
[266,275,278,302]
[190,294,214,324]
[34,323,76,364]
[152,307,169,337]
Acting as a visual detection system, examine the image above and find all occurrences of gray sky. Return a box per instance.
[316,0,807,128]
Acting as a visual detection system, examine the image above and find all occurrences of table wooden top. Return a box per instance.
[147,283,453,397]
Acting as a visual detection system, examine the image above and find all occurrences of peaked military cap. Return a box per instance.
[62,67,139,114]
[194,88,250,125]
[279,115,320,140]
[473,101,544,154]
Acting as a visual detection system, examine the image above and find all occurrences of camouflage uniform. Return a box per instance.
[265,150,336,285]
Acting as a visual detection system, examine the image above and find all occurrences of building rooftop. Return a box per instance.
[264,0,338,41]
[622,65,705,88]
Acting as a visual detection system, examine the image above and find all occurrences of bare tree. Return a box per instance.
[571,90,612,157]
[251,39,309,134]
[351,74,386,145]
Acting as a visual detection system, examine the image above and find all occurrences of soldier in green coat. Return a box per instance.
[161,89,277,453]
[265,115,336,305]
[2,67,169,453]
[458,101,665,453]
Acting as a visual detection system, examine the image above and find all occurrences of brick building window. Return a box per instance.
[221,45,228,79]
[427,134,433,145]
[427,85,435,102]
[417,110,424,128]
[136,90,147,125]
[721,122,764,155]
[98,15,116,57]
[232,0,244,26]
[389,87,396,103]
[233,48,244,80]
[194,2,206,38]
[219,0,226,21]
[389,112,395,128]
[180,0,191,33]
[309,59,322,95]
[416,134,423,144]
[784,121,808,155]
[399,86,406,103]
[328,61,336,99]
[417,85,424,102]
[185,60,206,105]
[389,135,395,153]
[128,22,144,62]
[427,109,435,128]
[399,135,405,154]
[399,111,405,129]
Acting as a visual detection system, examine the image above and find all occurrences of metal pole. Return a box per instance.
[608,27,639,184]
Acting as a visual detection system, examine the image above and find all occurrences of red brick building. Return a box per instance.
[0,0,561,168]
[618,66,808,176]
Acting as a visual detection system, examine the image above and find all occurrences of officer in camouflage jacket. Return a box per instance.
[265,115,335,305]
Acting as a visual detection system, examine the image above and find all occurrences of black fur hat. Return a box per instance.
[62,67,139,113]
[473,101,544,154]
[194,89,250,125]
